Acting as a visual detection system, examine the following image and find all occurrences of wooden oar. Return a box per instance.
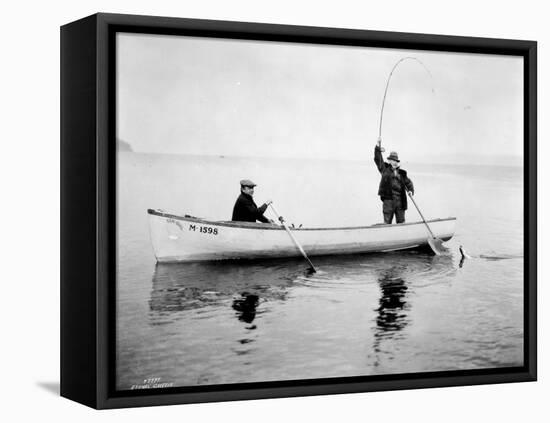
[269,203,317,273]
[406,190,449,256]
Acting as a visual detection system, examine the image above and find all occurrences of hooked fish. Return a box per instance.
[459,245,472,259]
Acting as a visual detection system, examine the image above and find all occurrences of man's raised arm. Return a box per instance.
[374,138,385,173]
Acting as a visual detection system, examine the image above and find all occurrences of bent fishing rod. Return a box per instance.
[378,56,434,144]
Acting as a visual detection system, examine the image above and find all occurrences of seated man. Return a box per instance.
[232,179,273,223]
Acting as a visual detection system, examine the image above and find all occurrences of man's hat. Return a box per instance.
[387,151,400,162]
[240,179,256,187]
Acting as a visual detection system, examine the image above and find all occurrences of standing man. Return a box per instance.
[374,138,414,224]
[232,179,273,223]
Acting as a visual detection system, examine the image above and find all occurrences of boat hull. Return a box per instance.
[147,209,456,263]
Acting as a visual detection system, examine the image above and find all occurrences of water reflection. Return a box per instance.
[370,253,455,366]
[376,268,409,334]
[149,260,304,325]
[232,293,259,324]
[149,252,456,366]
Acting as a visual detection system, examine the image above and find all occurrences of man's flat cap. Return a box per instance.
[240,179,256,187]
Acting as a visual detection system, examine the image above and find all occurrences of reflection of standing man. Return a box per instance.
[374,138,414,224]
[376,270,408,333]
[371,264,410,362]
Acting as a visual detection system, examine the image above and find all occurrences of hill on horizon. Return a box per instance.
[117,139,133,152]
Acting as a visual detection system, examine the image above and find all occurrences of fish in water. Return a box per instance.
[459,245,472,259]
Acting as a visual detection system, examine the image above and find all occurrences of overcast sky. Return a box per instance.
[117,33,523,165]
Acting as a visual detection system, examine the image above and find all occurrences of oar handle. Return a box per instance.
[268,203,284,223]
[269,203,285,224]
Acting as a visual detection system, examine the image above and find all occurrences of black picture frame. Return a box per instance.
[60,12,537,409]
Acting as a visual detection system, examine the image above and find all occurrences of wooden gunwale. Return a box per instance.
[147,208,457,231]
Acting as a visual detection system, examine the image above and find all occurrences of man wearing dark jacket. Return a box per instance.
[374,139,414,224]
[232,179,272,223]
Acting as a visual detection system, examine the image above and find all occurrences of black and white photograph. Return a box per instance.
[3,0,548,419]
[115,31,525,390]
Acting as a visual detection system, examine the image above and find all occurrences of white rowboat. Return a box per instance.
[148,209,456,263]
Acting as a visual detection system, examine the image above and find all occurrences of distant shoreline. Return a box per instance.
[118,151,522,168]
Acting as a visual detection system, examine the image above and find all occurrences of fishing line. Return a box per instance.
[378,57,435,140]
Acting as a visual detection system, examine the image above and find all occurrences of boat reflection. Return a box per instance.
[149,259,305,326]
[149,252,455,343]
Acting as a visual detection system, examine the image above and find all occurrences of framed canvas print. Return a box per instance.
[60,13,537,409]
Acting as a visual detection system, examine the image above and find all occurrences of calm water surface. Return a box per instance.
[116,153,523,389]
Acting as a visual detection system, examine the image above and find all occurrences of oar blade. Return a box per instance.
[428,237,450,256]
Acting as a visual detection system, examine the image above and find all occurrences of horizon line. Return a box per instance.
[118,150,523,167]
